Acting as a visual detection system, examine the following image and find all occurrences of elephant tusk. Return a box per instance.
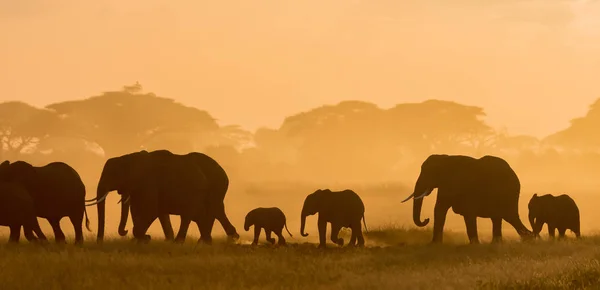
[85,192,109,206]
[413,190,431,200]
[400,193,415,203]
[117,195,131,204]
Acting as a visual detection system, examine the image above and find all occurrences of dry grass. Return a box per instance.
[0,226,598,290]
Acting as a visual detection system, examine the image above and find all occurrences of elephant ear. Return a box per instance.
[533,193,538,198]
[0,160,9,168]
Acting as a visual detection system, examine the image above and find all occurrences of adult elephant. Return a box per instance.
[87,150,230,244]
[401,154,534,244]
[114,151,239,243]
[0,160,91,244]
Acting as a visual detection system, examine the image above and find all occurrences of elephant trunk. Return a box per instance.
[244,216,251,231]
[528,212,538,237]
[96,186,107,243]
[413,195,430,227]
[300,209,309,237]
[118,194,130,236]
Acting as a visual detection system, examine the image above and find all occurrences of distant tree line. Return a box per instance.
[1,83,598,188]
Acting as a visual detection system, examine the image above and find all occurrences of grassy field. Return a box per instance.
[1,226,598,290]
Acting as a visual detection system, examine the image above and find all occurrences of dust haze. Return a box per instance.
[1,0,600,244]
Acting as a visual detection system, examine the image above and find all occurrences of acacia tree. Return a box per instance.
[256,99,498,182]
[0,101,61,160]
[263,101,396,182]
[385,99,496,156]
[544,98,600,152]
[46,84,220,158]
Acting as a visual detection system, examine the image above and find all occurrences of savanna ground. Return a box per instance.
[0,226,599,290]
[1,182,600,289]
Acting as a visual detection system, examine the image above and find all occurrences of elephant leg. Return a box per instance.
[266,230,276,244]
[49,218,66,244]
[174,216,192,244]
[130,191,158,242]
[532,221,543,238]
[349,228,357,247]
[432,202,451,244]
[463,215,479,244]
[574,224,581,239]
[330,223,343,246]
[68,212,84,245]
[491,217,502,243]
[159,215,175,241]
[213,202,239,240]
[548,226,556,238]
[275,228,286,246]
[317,217,327,248]
[252,226,260,245]
[8,225,21,243]
[196,217,214,245]
[558,228,566,239]
[200,218,216,243]
[132,218,156,243]
[354,221,365,247]
[31,219,47,242]
[23,225,38,242]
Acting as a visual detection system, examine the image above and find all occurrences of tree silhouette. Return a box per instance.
[46,84,220,158]
[544,98,600,152]
[385,100,495,156]
[0,101,60,159]
[270,101,394,181]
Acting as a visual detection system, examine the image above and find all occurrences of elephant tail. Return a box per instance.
[284,221,293,237]
[84,207,91,232]
[362,215,368,233]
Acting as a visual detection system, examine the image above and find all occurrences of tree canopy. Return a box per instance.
[46,84,220,157]
[2,83,597,184]
[544,98,600,151]
[0,101,60,159]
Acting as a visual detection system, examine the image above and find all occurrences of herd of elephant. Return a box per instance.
[0,151,582,248]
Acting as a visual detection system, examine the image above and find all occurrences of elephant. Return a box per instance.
[87,150,217,243]
[528,193,581,239]
[0,182,45,243]
[401,154,534,244]
[0,160,91,244]
[244,207,292,246]
[300,189,368,248]
[113,151,239,243]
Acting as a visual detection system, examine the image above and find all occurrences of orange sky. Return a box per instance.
[1,0,599,138]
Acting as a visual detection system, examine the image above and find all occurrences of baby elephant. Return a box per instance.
[528,193,581,239]
[244,207,293,246]
[0,182,42,243]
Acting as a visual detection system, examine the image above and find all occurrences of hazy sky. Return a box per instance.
[1,0,599,137]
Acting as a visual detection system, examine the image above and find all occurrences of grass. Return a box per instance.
[0,226,598,290]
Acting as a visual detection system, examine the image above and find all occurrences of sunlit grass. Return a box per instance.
[0,226,598,289]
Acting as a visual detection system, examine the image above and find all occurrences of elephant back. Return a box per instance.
[327,189,365,214]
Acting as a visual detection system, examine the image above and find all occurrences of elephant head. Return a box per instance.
[0,160,9,175]
[244,210,256,231]
[528,193,542,237]
[0,161,36,188]
[300,189,327,237]
[0,161,10,183]
[86,150,150,242]
[401,154,453,227]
